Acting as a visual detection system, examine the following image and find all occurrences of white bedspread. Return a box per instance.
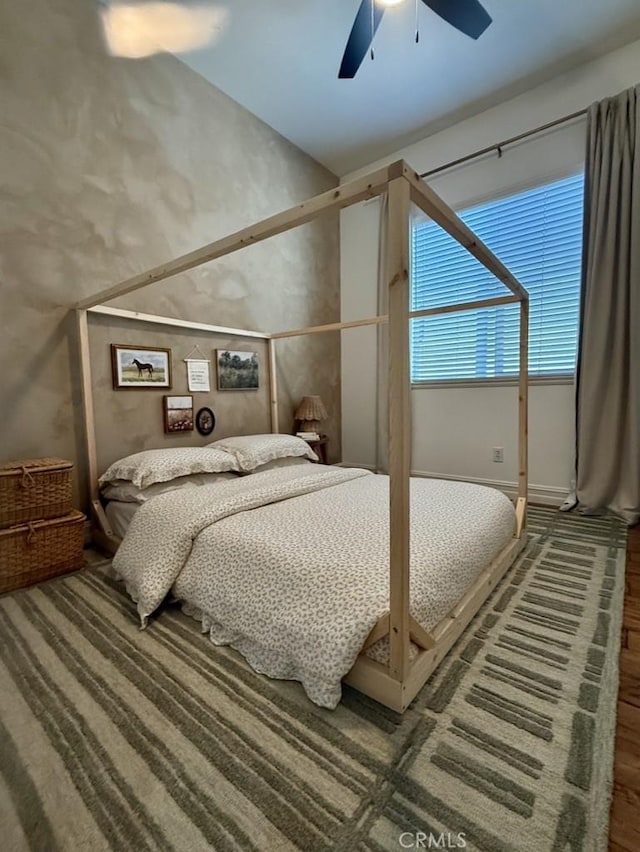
[113,465,515,708]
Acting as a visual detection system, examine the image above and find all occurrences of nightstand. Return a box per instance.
[304,435,329,464]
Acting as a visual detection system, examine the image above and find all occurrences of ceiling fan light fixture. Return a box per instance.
[100,2,228,59]
[376,0,406,7]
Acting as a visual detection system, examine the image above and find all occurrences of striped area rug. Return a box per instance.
[0,507,626,851]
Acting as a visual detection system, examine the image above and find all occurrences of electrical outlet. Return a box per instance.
[492,447,504,463]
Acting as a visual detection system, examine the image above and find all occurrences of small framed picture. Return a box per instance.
[216,350,259,391]
[163,395,194,433]
[195,407,216,436]
[111,344,172,389]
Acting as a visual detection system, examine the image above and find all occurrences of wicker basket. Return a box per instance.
[0,510,85,594]
[0,458,73,529]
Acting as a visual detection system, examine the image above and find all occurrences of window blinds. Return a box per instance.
[410,172,585,381]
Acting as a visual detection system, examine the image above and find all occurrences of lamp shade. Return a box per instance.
[295,395,328,431]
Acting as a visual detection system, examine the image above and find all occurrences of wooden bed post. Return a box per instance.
[267,338,279,434]
[75,309,99,504]
[76,308,117,548]
[517,299,529,536]
[386,175,412,682]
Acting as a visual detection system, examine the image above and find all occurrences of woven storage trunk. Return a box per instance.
[0,510,85,594]
[0,458,73,529]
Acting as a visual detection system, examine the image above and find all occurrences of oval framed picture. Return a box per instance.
[195,407,216,437]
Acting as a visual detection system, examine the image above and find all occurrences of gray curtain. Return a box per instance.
[574,84,640,525]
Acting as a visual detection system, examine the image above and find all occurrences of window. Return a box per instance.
[410,172,584,382]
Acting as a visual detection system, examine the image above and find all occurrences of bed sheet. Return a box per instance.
[104,500,138,540]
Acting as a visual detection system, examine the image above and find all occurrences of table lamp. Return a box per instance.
[295,395,328,433]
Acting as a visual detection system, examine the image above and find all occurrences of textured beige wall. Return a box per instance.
[89,316,271,473]
[0,0,340,509]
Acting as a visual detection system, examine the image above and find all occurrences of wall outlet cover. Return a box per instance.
[492,447,504,463]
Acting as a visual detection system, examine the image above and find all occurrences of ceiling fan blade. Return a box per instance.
[338,0,385,79]
[421,0,492,39]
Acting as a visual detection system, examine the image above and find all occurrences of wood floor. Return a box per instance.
[609,523,640,851]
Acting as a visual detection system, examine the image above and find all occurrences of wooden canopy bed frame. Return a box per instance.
[73,159,529,713]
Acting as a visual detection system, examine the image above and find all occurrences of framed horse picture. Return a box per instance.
[110,344,172,389]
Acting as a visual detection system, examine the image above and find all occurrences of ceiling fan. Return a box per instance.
[339,0,492,79]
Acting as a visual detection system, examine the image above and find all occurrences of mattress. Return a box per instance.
[113,465,515,708]
[105,501,139,540]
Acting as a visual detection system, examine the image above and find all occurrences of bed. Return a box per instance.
[76,158,529,712]
[100,439,517,709]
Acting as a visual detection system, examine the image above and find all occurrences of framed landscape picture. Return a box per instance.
[163,395,194,433]
[216,350,259,390]
[111,344,172,389]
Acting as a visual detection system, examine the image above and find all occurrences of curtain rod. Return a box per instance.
[419,107,588,179]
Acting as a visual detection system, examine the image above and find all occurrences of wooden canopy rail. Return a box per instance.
[75,158,529,713]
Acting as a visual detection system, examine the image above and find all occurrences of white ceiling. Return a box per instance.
[177,0,640,175]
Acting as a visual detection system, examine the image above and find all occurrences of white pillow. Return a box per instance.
[99,447,238,489]
[207,434,318,472]
[101,471,239,503]
[238,457,313,475]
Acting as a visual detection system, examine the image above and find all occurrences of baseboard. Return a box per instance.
[340,462,568,507]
